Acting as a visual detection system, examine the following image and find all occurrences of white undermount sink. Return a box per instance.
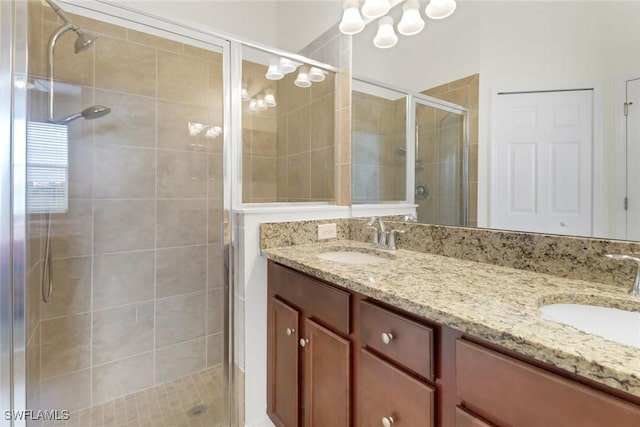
[316,250,392,265]
[540,304,640,349]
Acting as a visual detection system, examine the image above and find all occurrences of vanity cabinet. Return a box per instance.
[267,262,351,427]
[267,261,640,427]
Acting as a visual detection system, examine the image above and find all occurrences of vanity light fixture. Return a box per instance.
[374,17,398,48]
[278,57,299,74]
[339,0,457,48]
[248,98,258,112]
[425,0,456,19]
[188,121,206,136]
[241,82,250,101]
[265,57,284,80]
[256,94,268,111]
[295,66,312,88]
[264,89,277,107]
[205,125,222,139]
[308,67,327,83]
[339,0,365,34]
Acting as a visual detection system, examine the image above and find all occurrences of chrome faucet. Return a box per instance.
[366,217,404,251]
[604,254,640,297]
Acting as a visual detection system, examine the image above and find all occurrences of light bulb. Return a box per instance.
[373,16,398,49]
[264,89,276,107]
[248,99,258,112]
[308,67,326,83]
[425,0,457,20]
[295,66,312,88]
[265,57,284,80]
[339,0,365,35]
[398,0,425,36]
[362,0,390,19]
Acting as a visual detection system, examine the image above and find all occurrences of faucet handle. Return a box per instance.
[604,254,640,264]
[387,229,405,251]
[367,224,379,246]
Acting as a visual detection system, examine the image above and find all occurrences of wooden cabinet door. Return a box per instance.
[268,297,300,427]
[302,318,350,427]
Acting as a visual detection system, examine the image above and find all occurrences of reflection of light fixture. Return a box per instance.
[256,95,268,110]
[362,0,391,19]
[425,0,457,20]
[188,121,206,136]
[264,89,276,107]
[294,66,312,88]
[278,57,298,74]
[309,67,326,83]
[241,82,250,101]
[248,98,258,112]
[266,56,284,80]
[398,0,424,35]
[205,125,222,139]
[338,0,457,49]
[339,0,365,35]
[373,16,398,49]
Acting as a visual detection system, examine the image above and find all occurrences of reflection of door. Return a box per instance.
[493,90,593,236]
[627,79,640,240]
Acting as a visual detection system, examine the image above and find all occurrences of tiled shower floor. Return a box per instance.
[44,366,224,427]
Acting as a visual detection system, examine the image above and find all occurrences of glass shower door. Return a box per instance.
[12,1,232,426]
[413,99,469,226]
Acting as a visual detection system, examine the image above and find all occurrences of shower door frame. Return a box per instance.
[411,96,470,226]
[2,1,29,426]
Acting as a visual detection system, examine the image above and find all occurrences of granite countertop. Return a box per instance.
[262,240,640,398]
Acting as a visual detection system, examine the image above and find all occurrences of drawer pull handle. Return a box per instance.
[299,338,309,348]
[381,332,394,344]
[382,416,394,427]
[286,328,295,336]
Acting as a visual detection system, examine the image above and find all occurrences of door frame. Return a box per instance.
[489,82,604,236]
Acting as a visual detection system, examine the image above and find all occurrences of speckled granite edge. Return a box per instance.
[262,241,640,397]
[261,218,640,290]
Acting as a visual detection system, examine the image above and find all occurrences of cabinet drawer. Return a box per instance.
[455,407,493,427]
[358,349,434,427]
[360,300,434,380]
[456,340,640,427]
[269,262,350,335]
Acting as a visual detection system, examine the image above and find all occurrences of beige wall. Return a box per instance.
[26,0,225,414]
[422,74,479,226]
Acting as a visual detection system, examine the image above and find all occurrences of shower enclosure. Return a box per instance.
[351,77,469,226]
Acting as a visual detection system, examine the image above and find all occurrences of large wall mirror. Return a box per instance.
[350,0,640,241]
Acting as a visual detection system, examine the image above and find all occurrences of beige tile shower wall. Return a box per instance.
[422,74,479,226]
[242,60,278,203]
[352,92,405,203]
[27,1,224,412]
[298,26,349,204]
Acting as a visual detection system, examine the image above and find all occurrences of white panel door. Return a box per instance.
[627,79,640,240]
[493,90,593,235]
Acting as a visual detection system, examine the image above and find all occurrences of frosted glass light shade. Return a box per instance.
[295,66,312,88]
[339,0,365,35]
[248,99,258,112]
[256,95,268,110]
[266,57,284,80]
[425,0,457,20]
[264,89,276,107]
[373,16,398,49]
[309,67,326,82]
[241,83,250,101]
[398,0,425,36]
[278,58,298,74]
[362,0,390,19]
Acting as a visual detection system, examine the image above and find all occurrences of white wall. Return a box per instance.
[274,0,342,52]
[353,1,640,237]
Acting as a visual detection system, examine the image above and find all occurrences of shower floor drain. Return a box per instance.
[187,403,208,417]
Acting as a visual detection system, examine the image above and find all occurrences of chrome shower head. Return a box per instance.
[74,30,98,54]
[57,105,111,125]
